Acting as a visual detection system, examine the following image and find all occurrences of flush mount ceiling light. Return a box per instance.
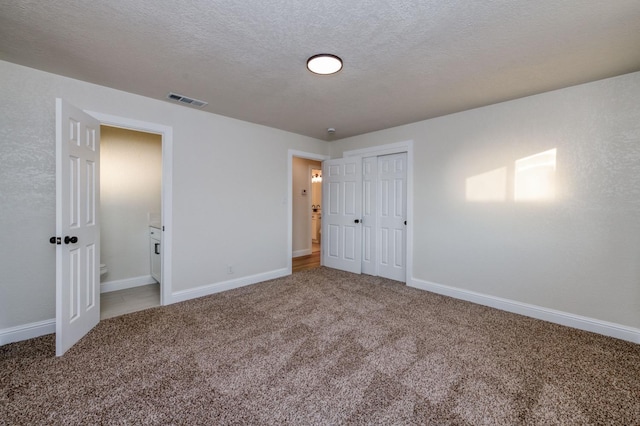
[307,54,343,75]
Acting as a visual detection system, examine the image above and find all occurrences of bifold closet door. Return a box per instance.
[323,157,362,274]
[323,153,406,281]
[376,153,407,282]
[361,157,377,275]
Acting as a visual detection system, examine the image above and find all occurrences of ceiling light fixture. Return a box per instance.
[307,54,343,75]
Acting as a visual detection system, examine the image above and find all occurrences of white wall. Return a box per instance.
[0,60,327,332]
[330,71,640,330]
[100,126,161,283]
[292,157,321,255]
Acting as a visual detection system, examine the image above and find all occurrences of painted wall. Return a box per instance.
[100,126,161,283]
[292,157,321,256]
[330,71,640,329]
[0,60,327,331]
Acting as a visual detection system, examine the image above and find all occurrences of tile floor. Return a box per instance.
[100,283,160,320]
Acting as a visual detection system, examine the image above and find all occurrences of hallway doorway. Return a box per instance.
[287,150,330,274]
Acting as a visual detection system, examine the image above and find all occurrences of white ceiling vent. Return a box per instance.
[166,92,208,108]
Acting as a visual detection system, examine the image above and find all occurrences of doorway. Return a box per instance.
[287,150,330,274]
[292,157,322,271]
[99,125,161,319]
[89,111,174,306]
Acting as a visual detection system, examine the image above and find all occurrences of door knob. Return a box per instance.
[64,236,78,244]
[354,219,360,224]
[50,236,61,245]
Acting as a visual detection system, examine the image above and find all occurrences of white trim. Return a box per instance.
[342,140,414,284]
[85,111,173,307]
[171,268,289,304]
[100,275,157,293]
[0,319,55,346]
[409,277,640,344]
[343,140,414,158]
[288,150,330,274]
[293,249,312,258]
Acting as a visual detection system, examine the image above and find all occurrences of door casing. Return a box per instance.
[83,111,174,306]
[287,150,331,274]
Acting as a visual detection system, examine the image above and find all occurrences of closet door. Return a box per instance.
[323,157,362,274]
[361,157,377,275]
[377,153,407,282]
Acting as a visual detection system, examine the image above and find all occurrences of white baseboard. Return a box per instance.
[408,277,640,344]
[101,275,157,293]
[292,249,312,258]
[171,268,289,304]
[0,318,55,346]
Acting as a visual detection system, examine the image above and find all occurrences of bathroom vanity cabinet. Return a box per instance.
[312,213,321,243]
[149,226,161,283]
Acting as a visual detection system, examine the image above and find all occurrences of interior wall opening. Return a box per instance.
[99,125,162,319]
[292,156,322,272]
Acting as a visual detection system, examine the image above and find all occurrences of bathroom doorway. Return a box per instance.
[54,101,174,355]
[99,125,162,318]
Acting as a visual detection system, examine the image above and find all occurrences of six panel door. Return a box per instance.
[322,157,362,274]
[55,98,101,356]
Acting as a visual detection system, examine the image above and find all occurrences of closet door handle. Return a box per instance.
[154,243,160,255]
[64,236,78,244]
[354,219,360,224]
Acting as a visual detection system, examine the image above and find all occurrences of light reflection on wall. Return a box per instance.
[465,167,507,202]
[465,148,557,203]
[514,148,556,202]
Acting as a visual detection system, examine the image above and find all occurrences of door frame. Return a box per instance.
[287,150,330,274]
[343,140,414,283]
[86,111,173,305]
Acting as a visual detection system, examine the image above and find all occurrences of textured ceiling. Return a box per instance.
[1,1,640,141]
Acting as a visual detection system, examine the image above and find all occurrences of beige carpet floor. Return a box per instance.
[1,267,639,425]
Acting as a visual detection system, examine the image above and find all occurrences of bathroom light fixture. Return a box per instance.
[307,54,343,75]
[312,172,322,183]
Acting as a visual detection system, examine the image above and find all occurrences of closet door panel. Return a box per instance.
[377,153,407,282]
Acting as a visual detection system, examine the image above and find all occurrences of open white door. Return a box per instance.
[55,98,101,356]
[323,157,362,274]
